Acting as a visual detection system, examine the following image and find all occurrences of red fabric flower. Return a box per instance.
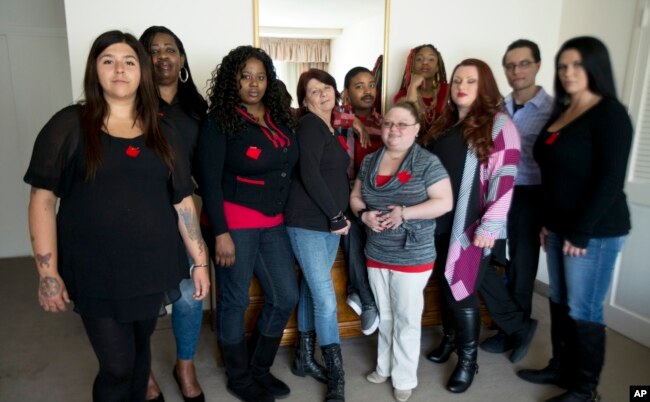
[397,170,412,183]
[125,145,140,158]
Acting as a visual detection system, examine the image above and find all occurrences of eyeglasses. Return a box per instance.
[381,121,418,131]
[504,60,535,72]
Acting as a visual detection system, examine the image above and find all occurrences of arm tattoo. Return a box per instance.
[39,276,61,298]
[179,207,205,256]
[36,252,52,269]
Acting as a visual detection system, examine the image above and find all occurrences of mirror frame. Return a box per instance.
[252,0,390,114]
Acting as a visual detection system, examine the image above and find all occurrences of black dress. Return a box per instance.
[24,105,194,322]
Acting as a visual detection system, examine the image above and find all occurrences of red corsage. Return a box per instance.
[397,170,412,183]
[125,145,140,158]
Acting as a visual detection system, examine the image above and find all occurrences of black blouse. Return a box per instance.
[24,105,194,320]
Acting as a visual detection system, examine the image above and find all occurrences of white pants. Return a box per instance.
[367,267,432,390]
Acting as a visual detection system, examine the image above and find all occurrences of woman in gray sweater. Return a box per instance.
[349,101,452,402]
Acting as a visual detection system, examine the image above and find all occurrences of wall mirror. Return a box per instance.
[253,0,390,112]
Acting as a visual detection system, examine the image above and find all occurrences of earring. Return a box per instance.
[179,67,189,83]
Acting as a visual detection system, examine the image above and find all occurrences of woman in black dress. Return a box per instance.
[24,30,210,402]
[139,25,208,402]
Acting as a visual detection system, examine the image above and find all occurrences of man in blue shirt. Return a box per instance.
[479,39,554,361]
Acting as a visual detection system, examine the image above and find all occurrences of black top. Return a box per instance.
[23,105,194,320]
[533,97,632,247]
[159,96,201,174]
[427,125,468,235]
[196,109,298,236]
[284,113,351,232]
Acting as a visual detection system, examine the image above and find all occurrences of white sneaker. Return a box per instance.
[346,293,362,315]
[361,305,380,335]
[366,371,388,384]
[393,388,412,402]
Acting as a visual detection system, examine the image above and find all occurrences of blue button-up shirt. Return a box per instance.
[505,87,554,185]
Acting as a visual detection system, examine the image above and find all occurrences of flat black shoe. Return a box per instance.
[173,366,205,402]
[480,330,512,353]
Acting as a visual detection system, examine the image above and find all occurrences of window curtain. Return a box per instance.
[261,38,330,107]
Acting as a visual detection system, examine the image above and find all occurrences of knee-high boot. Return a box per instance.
[427,305,456,363]
[446,308,480,393]
[292,331,327,383]
[545,320,604,402]
[518,300,573,388]
[249,330,290,398]
[321,343,345,402]
[220,339,274,402]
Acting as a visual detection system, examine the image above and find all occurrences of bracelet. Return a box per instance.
[357,208,370,219]
[189,263,209,276]
[401,205,407,223]
[330,211,345,223]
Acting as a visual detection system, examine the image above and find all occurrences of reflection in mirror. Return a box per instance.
[254,0,388,111]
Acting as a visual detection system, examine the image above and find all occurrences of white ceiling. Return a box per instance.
[259,0,384,30]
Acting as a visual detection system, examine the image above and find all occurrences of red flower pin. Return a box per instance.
[397,170,412,184]
[125,145,140,158]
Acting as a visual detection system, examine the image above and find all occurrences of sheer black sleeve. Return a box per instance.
[23,105,82,197]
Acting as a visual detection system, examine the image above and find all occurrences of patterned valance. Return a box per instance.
[260,37,330,63]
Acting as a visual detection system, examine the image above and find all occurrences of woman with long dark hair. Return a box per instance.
[24,30,209,402]
[517,36,633,402]
[424,59,522,393]
[197,45,298,402]
[139,25,208,402]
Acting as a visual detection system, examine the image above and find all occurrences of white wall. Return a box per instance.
[64,0,254,100]
[0,0,71,258]
[329,13,384,92]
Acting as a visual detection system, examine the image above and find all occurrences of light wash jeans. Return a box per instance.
[287,226,341,346]
[546,231,626,324]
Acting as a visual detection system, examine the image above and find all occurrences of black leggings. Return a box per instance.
[81,315,157,402]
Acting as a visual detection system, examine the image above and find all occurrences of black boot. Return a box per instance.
[321,343,345,402]
[220,339,274,402]
[518,301,573,388]
[427,306,456,363]
[249,330,290,399]
[292,331,327,383]
[545,320,605,402]
[446,308,479,393]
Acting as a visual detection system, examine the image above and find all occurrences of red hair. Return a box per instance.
[425,58,503,163]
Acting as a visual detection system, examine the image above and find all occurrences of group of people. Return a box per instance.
[24,24,632,402]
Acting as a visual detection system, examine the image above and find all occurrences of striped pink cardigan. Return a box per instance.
[444,112,521,301]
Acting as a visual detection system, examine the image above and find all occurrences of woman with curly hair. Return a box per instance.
[197,46,299,402]
[393,44,448,134]
[423,59,521,393]
[138,25,208,402]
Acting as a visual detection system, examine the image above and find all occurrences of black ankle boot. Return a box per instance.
[292,331,327,383]
[518,301,573,388]
[446,308,479,393]
[321,343,345,402]
[427,307,455,363]
[220,339,274,402]
[249,330,290,399]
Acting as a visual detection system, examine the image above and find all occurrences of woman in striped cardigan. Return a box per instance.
[424,59,521,393]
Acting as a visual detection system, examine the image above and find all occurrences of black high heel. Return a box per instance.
[173,365,205,402]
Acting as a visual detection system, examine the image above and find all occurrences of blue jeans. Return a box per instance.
[546,231,625,324]
[172,277,203,360]
[287,226,341,346]
[206,224,299,344]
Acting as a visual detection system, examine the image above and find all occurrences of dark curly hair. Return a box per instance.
[425,58,504,163]
[206,46,295,134]
[139,25,207,120]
